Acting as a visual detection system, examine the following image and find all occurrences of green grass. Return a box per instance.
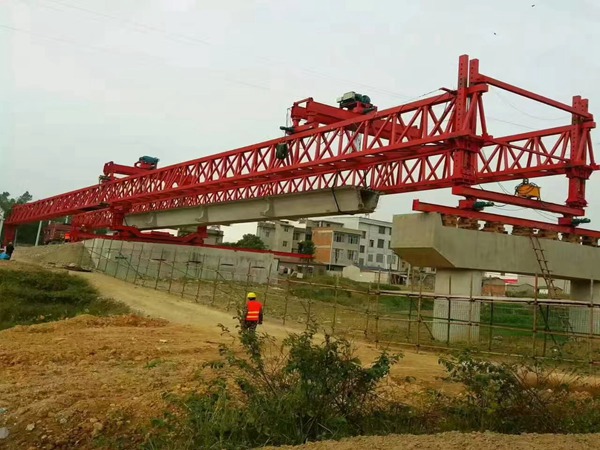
[0,267,130,330]
[480,302,569,337]
[290,285,420,313]
[289,275,431,314]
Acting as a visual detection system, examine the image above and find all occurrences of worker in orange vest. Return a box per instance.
[242,292,263,333]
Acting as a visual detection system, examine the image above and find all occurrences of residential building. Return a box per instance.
[256,220,306,253]
[482,277,507,296]
[255,216,410,273]
[318,216,405,271]
[311,226,362,268]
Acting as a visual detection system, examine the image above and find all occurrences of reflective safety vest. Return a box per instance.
[245,301,263,322]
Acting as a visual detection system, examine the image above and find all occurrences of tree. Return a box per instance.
[297,240,315,256]
[0,191,32,216]
[235,234,266,250]
[0,192,39,244]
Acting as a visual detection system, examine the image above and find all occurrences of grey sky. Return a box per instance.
[2,0,600,241]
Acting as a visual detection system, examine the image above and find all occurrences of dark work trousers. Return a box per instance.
[243,321,258,333]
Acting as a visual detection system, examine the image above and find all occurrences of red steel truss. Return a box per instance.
[4,55,597,244]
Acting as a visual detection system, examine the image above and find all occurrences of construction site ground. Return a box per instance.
[1,261,599,449]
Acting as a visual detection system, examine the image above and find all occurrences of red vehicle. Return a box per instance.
[43,223,72,245]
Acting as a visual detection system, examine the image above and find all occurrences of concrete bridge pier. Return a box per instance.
[569,281,600,335]
[432,269,482,343]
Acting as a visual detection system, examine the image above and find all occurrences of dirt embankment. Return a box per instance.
[1,265,599,450]
[262,432,600,450]
[0,314,225,449]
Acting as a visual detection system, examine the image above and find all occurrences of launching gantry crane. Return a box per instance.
[3,54,599,247]
[99,156,160,183]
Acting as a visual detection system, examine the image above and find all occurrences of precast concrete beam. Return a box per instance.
[124,187,379,230]
[392,213,600,282]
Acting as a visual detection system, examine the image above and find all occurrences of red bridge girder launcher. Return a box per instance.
[4,55,598,246]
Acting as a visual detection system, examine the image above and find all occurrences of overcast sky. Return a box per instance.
[2,0,600,241]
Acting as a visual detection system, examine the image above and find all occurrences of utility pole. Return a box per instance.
[35,221,43,246]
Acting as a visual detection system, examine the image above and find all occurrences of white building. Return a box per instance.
[318,216,405,271]
[256,220,306,253]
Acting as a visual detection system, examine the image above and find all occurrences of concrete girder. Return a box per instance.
[392,213,600,282]
[124,187,379,230]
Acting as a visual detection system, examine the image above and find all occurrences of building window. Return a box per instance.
[361,231,366,238]
[387,254,393,264]
[265,231,270,237]
[347,250,356,260]
[388,241,391,249]
[334,233,345,243]
[293,232,301,240]
[359,258,364,266]
[368,254,373,262]
[378,226,385,234]
[283,226,290,232]
[282,241,288,247]
[348,235,359,244]
[369,239,374,247]
[377,239,384,249]
[376,254,384,263]
[333,248,343,262]
[359,245,365,253]
[388,228,392,235]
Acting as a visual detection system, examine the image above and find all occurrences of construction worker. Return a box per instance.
[242,292,263,333]
[5,242,14,260]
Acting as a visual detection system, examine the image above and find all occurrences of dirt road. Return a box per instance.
[78,272,449,387]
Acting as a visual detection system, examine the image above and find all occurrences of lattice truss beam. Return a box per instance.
[5,55,597,242]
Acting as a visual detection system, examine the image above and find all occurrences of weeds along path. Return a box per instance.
[76,271,448,389]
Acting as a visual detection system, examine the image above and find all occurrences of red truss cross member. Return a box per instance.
[4,54,596,246]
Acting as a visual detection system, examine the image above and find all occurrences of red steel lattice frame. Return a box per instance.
[4,55,597,244]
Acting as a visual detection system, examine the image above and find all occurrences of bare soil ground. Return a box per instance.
[262,432,600,450]
[1,263,599,449]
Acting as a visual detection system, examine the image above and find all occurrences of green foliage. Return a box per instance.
[0,191,32,215]
[297,240,315,256]
[0,191,39,244]
[0,268,130,329]
[481,303,570,339]
[145,328,405,449]
[287,275,423,312]
[236,233,266,250]
[437,351,600,433]
[146,342,600,449]
[222,234,267,250]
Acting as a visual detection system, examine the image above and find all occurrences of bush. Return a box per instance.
[146,327,406,449]
[145,336,600,448]
[437,351,600,433]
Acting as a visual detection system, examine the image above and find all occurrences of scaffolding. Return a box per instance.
[73,240,600,369]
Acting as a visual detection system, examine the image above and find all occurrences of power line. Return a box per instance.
[0,22,273,92]
[491,88,566,121]
[39,0,418,101]
[486,116,536,130]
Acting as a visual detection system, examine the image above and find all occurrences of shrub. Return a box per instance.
[437,351,600,433]
[146,327,404,449]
